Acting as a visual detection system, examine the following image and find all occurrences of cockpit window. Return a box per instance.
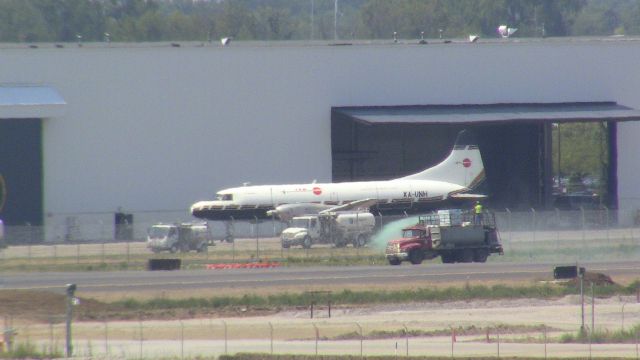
[402,229,424,238]
[216,194,233,201]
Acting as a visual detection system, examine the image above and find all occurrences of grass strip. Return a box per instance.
[0,342,63,359]
[111,280,640,312]
[331,324,551,341]
[560,324,640,343]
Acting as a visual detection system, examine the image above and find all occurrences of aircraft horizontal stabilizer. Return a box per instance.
[449,193,487,200]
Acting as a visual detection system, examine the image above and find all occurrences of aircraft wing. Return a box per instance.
[319,198,378,214]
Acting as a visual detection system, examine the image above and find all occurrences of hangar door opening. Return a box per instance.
[0,118,43,226]
[332,103,640,211]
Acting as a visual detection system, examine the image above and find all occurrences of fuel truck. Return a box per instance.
[281,211,375,249]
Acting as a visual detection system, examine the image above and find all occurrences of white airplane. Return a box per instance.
[191,130,487,224]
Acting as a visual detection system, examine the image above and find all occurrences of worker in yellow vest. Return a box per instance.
[474,201,483,225]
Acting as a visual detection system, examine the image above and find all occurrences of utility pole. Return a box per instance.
[580,272,585,331]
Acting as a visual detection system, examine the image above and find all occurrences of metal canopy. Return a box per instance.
[334,102,640,125]
[0,84,66,118]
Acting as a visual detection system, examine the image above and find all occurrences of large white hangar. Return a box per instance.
[1,38,640,241]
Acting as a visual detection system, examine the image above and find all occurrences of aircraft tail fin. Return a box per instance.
[398,130,485,189]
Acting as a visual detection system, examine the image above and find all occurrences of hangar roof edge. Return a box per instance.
[0,84,66,119]
[332,102,640,125]
[1,36,640,50]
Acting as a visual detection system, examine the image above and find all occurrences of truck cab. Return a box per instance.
[385,225,437,265]
[280,216,320,248]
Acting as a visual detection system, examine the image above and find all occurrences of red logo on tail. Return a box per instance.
[462,158,472,168]
[313,187,322,195]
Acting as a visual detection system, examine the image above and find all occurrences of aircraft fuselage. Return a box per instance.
[191,179,466,221]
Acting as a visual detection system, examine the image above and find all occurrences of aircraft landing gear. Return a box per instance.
[224,220,235,243]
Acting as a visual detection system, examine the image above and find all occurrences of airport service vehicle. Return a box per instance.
[281,211,375,249]
[147,223,213,253]
[191,130,487,227]
[385,210,503,265]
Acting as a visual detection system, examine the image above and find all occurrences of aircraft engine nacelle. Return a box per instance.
[266,203,331,222]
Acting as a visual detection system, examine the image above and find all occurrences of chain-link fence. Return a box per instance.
[3,305,640,359]
[0,209,639,269]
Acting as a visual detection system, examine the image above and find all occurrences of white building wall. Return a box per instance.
[0,39,639,236]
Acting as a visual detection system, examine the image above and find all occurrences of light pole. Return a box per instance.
[65,283,77,358]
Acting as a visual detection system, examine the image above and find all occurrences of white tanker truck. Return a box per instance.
[280,211,375,249]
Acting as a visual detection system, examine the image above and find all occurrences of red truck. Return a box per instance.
[385,210,503,265]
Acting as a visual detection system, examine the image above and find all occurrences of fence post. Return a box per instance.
[231,221,236,261]
[49,318,54,354]
[404,324,409,356]
[254,216,260,261]
[531,208,536,244]
[635,329,638,360]
[543,326,547,360]
[126,239,131,265]
[138,319,143,359]
[497,327,500,359]
[591,283,595,333]
[356,322,363,359]
[180,320,184,360]
[222,320,227,355]
[313,323,319,358]
[104,321,109,356]
[622,302,628,331]
[588,323,592,360]
[451,326,455,358]
[555,208,560,250]
[506,208,512,247]
[605,206,610,242]
[268,321,273,354]
[581,206,586,249]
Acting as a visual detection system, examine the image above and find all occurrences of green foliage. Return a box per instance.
[0,0,639,43]
[0,341,63,359]
[560,323,640,343]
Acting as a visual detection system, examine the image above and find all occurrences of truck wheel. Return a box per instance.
[302,236,312,249]
[388,258,401,266]
[354,234,367,248]
[441,253,455,264]
[473,249,488,263]
[409,250,423,265]
[457,249,474,263]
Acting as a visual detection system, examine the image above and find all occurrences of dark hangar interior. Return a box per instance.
[331,102,640,211]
